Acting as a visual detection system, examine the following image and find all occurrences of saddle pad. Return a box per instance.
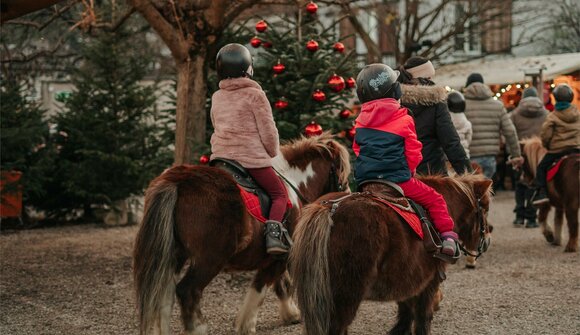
[372,197,423,239]
[238,186,292,223]
[547,154,579,182]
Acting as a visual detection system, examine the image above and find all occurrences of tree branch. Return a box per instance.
[5,1,78,30]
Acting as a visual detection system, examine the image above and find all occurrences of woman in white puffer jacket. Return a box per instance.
[447,91,472,158]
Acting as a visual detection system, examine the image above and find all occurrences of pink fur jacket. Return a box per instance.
[210,77,279,168]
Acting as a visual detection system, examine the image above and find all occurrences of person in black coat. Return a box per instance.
[397,57,472,175]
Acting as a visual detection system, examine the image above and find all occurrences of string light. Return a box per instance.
[516,84,521,88]
[524,84,529,88]
[495,93,501,97]
[501,88,506,93]
[551,83,556,88]
[493,97,498,100]
[445,86,451,92]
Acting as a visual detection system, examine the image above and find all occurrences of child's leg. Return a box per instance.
[534,152,564,189]
[397,177,454,235]
[247,167,288,222]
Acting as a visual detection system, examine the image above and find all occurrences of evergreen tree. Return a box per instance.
[248,13,357,140]
[49,29,172,218]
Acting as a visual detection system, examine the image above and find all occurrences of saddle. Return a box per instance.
[209,158,273,220]
[547,153,580,182]
[358,180,459,264]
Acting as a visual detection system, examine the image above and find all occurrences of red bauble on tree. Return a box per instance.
[199,155,210,164]
[274,98,289,110]
[306,1,318,14]
[312,89,326,102]
[306,39,319,52]
[346,77,356,88]
[333,42,345,53]
[250,37,261,48]
[255,20,268,33]
[262,41,272,48]
[272,61,285,74]
[339,109,352,119]
[346,125,356,141]
[305,121,323,137]
[328,74,346,93]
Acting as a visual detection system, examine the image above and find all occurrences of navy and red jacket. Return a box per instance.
[353,98,423,184]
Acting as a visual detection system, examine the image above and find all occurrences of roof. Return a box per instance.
[433,52,580,88]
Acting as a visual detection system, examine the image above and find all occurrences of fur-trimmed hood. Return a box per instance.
[401,84,447,106]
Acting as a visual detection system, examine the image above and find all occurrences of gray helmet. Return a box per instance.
[552,84,574,103]
[216,43,253,80]
[356,64,401,104]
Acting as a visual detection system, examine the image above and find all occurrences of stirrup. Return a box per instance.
[433,244,460,264]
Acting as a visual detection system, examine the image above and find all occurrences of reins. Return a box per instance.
[274,161,344,205]
[272,167,310,204]
[458,197,489,259]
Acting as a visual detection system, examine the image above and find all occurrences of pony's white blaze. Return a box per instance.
[279,297,300,324]
[272,155,316,207]
[235,286,267,335]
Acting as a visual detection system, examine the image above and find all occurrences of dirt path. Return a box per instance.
[1,191,579,335]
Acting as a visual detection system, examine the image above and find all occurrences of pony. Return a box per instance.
[290,174,493,335]
[520,137,579,252]
[133,133,351,335]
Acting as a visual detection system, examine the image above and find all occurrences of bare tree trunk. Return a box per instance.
[174,53,207,165]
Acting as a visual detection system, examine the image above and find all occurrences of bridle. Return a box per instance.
[458,197,490,259]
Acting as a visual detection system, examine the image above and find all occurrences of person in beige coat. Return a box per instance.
[532,84,580,205]
[210,43,289,254]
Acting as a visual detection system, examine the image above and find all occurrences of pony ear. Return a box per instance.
[473,179,493,198]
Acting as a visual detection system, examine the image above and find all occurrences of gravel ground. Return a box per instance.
[1,191,579,335]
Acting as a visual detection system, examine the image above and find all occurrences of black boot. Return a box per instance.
[525,219,539,228]
[513,217,524,227]
[532,188,549,206]
[264,220,290,255]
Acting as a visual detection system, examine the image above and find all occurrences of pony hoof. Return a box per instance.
[564,245,578,253]
[465,263,476,269]
[543,232,555,243]
[551,240,561,246]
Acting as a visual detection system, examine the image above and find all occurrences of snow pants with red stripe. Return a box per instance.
[397,177,454,234]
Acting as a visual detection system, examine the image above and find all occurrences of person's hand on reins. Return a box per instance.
[507,156,525,170]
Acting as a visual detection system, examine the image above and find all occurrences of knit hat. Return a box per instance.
[522,87,538,98]
[404,56,435,79]
[465,73,484,87]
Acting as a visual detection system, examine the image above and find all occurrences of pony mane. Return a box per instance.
[520,137,546,177]
[280,132,351,185]
[419,173,491,207]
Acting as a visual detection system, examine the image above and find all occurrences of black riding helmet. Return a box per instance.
[216,43,253,80]
[552,84,574,103]
[447,91,466,113]
[356,64,401,104]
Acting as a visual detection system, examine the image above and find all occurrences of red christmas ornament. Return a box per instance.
[255,20,268,33]
[262,41,273,48]
[250,37,261,48]
[306,39,319,52]
[274,99,289,110]
[312,89,326,102]
[346,125,356,141]
[346,77,356,88]
[333,42,345,53]
[328,74,346,93]
[272,61,285,74]
[305,121,323,137]
[199,155,210,164]
[306,1,318,14]
[339,109,352,119]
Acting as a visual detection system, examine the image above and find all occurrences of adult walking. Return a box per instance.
[463,73,523,179]
[510,87,548,228]
[398,57,472,175]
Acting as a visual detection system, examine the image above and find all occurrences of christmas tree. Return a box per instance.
[248,5,358,140]
[46,29,173,218]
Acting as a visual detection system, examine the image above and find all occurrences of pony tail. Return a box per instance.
[289,204,335,335]
[133,180,179,335]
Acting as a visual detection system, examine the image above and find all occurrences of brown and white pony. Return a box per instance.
[290,174,493,335]
[520,137,579,252]
[133,133,351,335]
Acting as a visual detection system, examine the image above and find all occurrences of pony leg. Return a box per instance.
[553,209,564,246]
[176,261,223,335]
[465,254,477,269]
[564,206,579,252]
[236,261,286,335]
[538,205,554,243]
[389,300,415,335]
[413,280,440,335]
[273,271,300,325]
